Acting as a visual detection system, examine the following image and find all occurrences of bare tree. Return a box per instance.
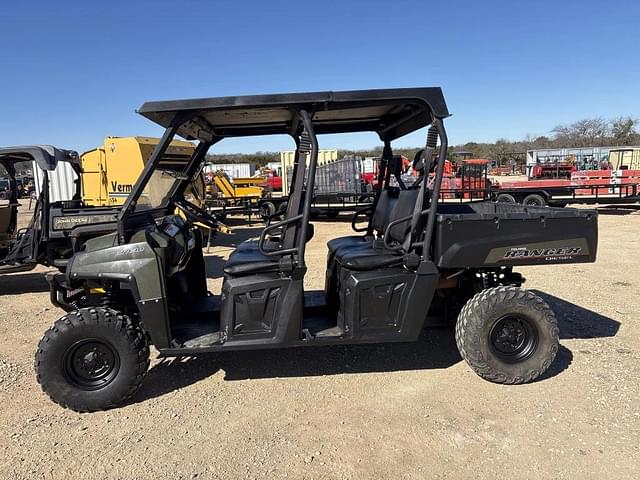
[552,117,610,147]
[611,116,638,146]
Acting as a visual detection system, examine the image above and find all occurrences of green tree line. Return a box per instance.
[206,116,639,167]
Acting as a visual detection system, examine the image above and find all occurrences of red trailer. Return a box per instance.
[494,148,640,206]
[434,149,640,206]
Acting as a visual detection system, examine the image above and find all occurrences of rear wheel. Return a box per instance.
[35,307,149,412]
[455,286,559,384]
[522,193,546,207]
[495,193,516,203]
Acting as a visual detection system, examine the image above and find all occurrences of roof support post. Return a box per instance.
[295,110,318,262]
[422,117,448,260]
[281,132,304,251]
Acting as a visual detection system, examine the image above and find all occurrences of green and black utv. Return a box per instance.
[0,146,119,274]
[35,88,598,412]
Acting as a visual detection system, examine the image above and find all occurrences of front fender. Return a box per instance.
[66,240,171,348]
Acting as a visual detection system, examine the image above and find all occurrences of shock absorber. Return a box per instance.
[101,282,117,308]
[422,125,439,172]
[299,129,312,155]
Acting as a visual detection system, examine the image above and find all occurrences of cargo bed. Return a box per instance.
[434,202,598,268]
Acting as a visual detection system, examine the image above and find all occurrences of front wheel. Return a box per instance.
[35,307,150,412]
[455,286,559,384]
[495,193,517,203]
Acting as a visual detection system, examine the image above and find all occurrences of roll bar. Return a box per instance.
[257,110,318,266]
[296,110,318,262]
[422,118,448,258]
[382,117,448,261]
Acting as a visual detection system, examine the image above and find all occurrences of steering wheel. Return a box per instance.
[176,199,220,230]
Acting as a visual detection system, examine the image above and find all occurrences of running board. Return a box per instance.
[181,332,222,348]
[0,262,38,274]
[302,326,344,340]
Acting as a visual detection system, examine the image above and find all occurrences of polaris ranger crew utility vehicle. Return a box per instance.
[35,88,598,412]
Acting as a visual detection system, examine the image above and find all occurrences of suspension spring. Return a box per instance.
[101,282,117,308]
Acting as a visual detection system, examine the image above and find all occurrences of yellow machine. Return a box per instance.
[230,176,268,188]
[81,136,195,206]
[79,137,230,237]
[205,170,264,203]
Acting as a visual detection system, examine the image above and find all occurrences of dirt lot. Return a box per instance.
[1,205,639,479]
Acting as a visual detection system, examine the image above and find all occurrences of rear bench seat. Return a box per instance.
[333,189,419,270]
[326,189,399,255]
[229,188,400,276]
[227,184,418,277]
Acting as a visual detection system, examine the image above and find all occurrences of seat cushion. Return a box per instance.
[224,248,280,276]
[234,238,284,253]
[235,239,260,251]
[335,246,403,271]
[327,235,369,255]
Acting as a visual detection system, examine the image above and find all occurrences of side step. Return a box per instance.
[181,332,222,348]
[302,326,344,340]
[315,326,344,338]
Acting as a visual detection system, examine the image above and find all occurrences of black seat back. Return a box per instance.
[386,189,419,244]
[370,189,399,235]
[281,143,309,250]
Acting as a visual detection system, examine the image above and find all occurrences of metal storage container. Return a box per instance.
[33,160,78,202]
[202,163,255,179]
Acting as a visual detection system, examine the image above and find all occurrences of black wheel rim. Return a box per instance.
[63,339,120,390]
[489,315,538,363]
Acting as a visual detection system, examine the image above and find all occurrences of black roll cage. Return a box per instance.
[119,88,450,265]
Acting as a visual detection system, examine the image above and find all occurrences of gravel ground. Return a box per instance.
[0,205,639,479]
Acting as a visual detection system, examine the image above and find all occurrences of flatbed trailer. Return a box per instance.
[494,149,640,206]
[493,169,640,206]
[206,192,375,221]
[495,182,639,206]
[259,192,374,220]
[432,157,640,207]
[207,156,376,221]
[435,182,640,207]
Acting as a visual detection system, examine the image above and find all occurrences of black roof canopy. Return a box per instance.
[0,146,79,171]
[137,87,449,142]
